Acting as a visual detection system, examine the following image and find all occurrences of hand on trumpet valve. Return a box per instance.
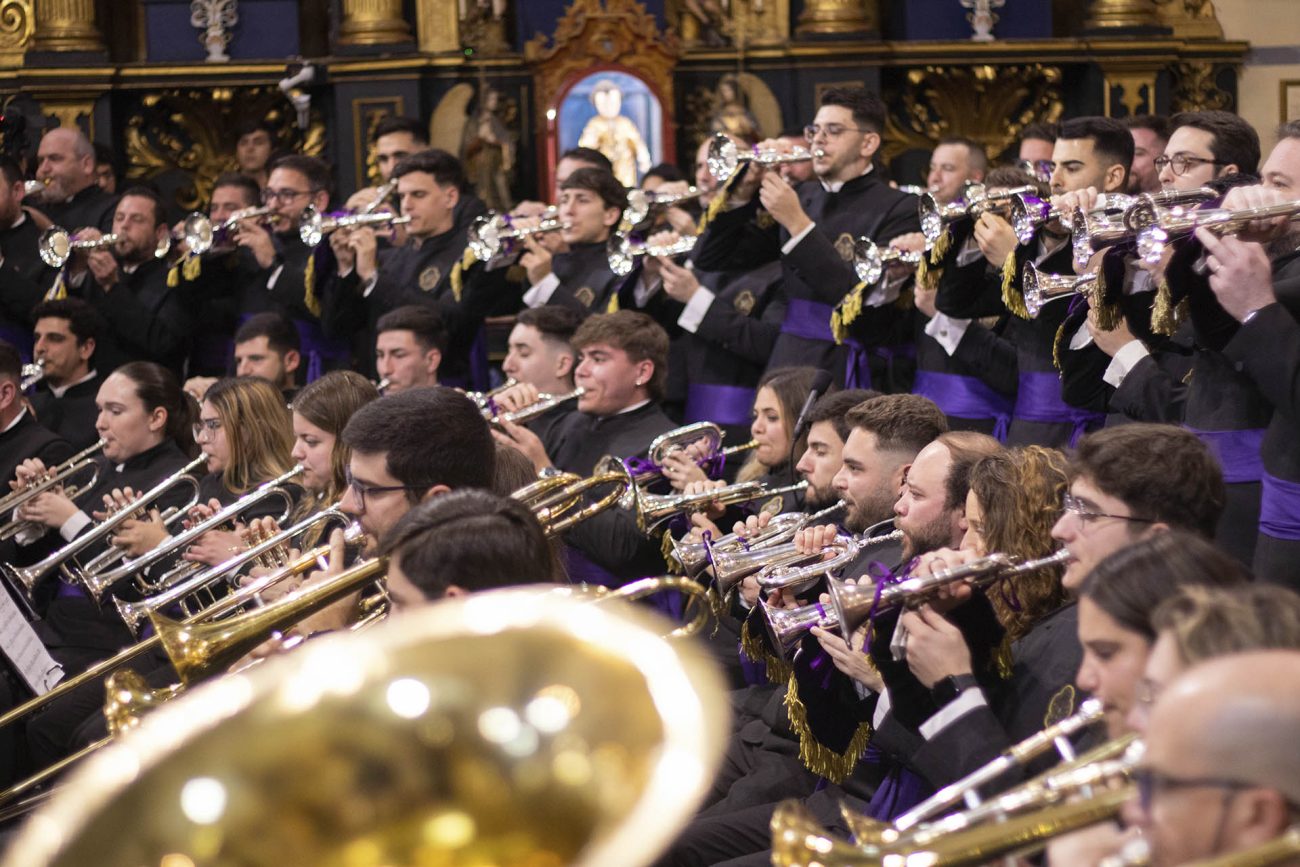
[681,479,728,519]
[100,487,169,555]
[793,523,840,559]
[242,516,289,569]
[1195,228,1276,322]
[898,603,974,688]
[658,255,702,304]
[330,225,378,282]
[1051,186,1101,223]
[233,216,277,269]
[974,211,1020,269]
[488,381,540,416]
[811,602,883,691]
[295,527,363,634]
[1220,184,1295,242]
[759,171,811,236]
[909,546,979,610]
[520,233,556,283]
[661,450,709,490]
[490,416,554,475]
[13,458,76,528]
[1045,820,1142,867]
[183,523,248,567]
[183,375,218,404]
[1087,304,1137,357]
[887,231,929,276]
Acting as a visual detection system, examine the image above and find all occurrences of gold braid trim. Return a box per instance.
[739,618,791,684]
[660,529,679,574]
[1052,320,1069,369]
[450,247,477,304]
[46,272,67,301]
[303,254,321,317]
[831,280,867,343]
[1001,254,1028,319]
[784,673,874,784]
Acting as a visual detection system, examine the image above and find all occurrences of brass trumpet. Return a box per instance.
[624,186,701,225]
[20,358,46,391]
[512,470,631,536]
[112,507,357,637]
[829,548,1074,639]
[1181,826,1300,866]
[607,232,698,277]
[0,439,105,542]
[467,207,566,261]
[1138,197,1300,264]
[1022,261,1100,318]
[1,453,208,598]
[615,472,808,535]
[78,464,304,601]
[706,133,824,183]
[852,237,924,285]
[299,205,412,247]
[918,183,1038,244]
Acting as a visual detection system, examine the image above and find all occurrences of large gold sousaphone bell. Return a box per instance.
[2,591,730,867]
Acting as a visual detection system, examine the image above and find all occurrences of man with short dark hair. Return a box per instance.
[1017,122,1059,171]
[0,156,55,356]
[0,340,73,489]
[324,149,489,383]
[234,119,276,189]
[374,305,446,395]
[795,389,879,511]
[344,116,431,214]
[554,146,615,201]
[521,167,627,314]
[1051,424,1226,592]
[497,305,582,444]
[1158,110,1259,191]
[233,311,301,396]
[28,298,103,450]
[927,137,987,206]
[339,385,496,547]
[1123,115,1170,194]
[692,86,921,387]
[58,186,190,374]
[33,127,117,232]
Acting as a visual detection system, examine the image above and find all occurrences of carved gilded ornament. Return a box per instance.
[880,65,1063,165]
[1170,61,1233,113]
[0,0,34,67]
[1153,0,1223,39]
[125,88,324,211]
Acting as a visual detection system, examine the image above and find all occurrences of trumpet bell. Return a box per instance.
[182,212,215,256]
[760,598,839,663]
[37,227,72,268]
[1022,262,1099,318]
[647,421,725,470]
[608,233,638,277]
[853,237,885,285]
[3,591,730,867]
[707,133,740,181]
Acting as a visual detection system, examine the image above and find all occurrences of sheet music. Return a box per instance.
[0,586,63,694]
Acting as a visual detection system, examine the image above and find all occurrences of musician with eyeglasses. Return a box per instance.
[1190,123,1300,589]
[51,186,192,376]
[690,87,920,388]
[321,150,494,385]
[0,157,55,357]
[26,299,103,451]
[235,154,349,377]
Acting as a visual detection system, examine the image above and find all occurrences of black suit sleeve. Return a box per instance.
[691,286,787,366]
[1222,304,1300,418]
[950,320,1019,396]
[87,276,192,367]
[690,199,781,273]
[1107,352,1189,422]
[318,269,366,340]
[561,507,668,580]
[1277,274,1300,325]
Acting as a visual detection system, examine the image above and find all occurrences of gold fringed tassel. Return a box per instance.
[831,280,867,343]
[1053,321,1069,369]
[1150,278,1182,336]
[167,265,180,288]
[606,293,620,313]
[450,262,464,303]
[1001,254,1028,319]
[996,635,1015,680]
[930,227,951,262]
[784,674,874,784]
[660,530,680,575]
[182,254,201,281]
[1091,268,1123,332]
[45,272,67,301]
[303,254,321,317]
[697,172,741,235]
[739,619,791,684]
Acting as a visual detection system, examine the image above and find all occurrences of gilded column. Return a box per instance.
[338,0,412,46]
[415,0,459,53]
[28,0,103,53]
[1084,0,1162,32]
[795,0,877,36]
[0,0,36,67]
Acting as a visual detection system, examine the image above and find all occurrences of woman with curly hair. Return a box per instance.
[891,445,1080,792]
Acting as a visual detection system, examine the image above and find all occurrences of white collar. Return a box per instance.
[2,406,27,434]
[49,369,98,398]
[820,163,874,194]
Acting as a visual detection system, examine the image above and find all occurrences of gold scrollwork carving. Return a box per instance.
[1153,0,1222,40]
[881,65,1063,165]
[1169,61,1233,113]
[125,88,325,211]
[0,0,34,67]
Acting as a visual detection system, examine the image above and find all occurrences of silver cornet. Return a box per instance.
[1022,262,1100,318]
[607,232,697,277]
[853,237,924,285]
[918,184,1038,244]
[672,500,845,577]
[299,205,412,248]
[1067,194,1141,269]
[1009,192,1068,244]
[706,133,824,183]
[22,179,49,202]
[19,358,45,391]
[1121,186,1218,231]
[1137,197,1300,264]
[358,178,399,215]
[165,212,216,257]
[38,228,120,269]
[483,387,585,425]
[467,208,567,262]
[623,186,701,225]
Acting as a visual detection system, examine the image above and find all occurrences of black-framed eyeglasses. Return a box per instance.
[344,469,422,511]
[1153,155,1224,177]
[804,123,866,142]
[261,187,316,204]
[1135,768,1251,813]
[1061,493,1157,526]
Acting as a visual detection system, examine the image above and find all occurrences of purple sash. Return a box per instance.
[563,547,683,618]
[1185,427,1265,484]
[781,298,836,343]
[914,371,1013,441]
[1013,372,1104,446]
[866,762,929,820]
[685,383,756,426]
[55,581,86,599]
[1261,471,1300,541]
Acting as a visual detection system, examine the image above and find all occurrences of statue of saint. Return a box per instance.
[709,75,760,142]
[578,80,652,188]
[461,87,515,212]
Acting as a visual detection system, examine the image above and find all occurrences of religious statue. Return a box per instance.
[578,80,652,188]
[459,0,510,55]
[709,74,760,142]
[461,86,515,212]
[673,0,729,47]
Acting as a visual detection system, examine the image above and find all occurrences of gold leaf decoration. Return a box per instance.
[1169,61,1233,113]
[125,88,325,211]
[0,0,34,66]
[881,64,1064,165]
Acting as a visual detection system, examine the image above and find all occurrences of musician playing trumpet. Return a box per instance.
[0,158,56,354]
